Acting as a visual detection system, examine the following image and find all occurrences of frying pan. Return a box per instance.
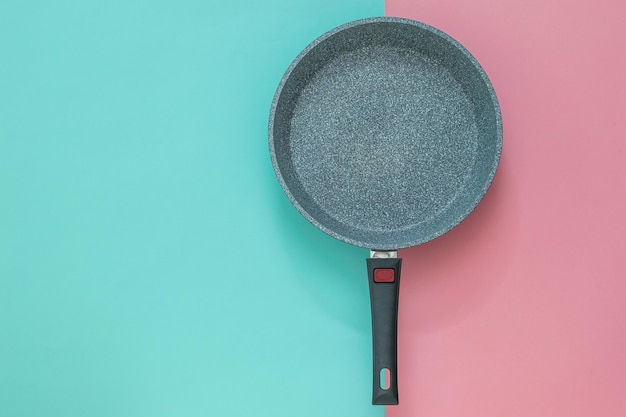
[268,17,502,405]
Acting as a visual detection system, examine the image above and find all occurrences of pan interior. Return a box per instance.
[271,20,501,249]
[292,45,477,231]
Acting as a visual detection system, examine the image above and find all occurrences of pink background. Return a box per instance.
[388,0,626,415]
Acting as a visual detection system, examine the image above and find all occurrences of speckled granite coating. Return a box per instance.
[269,17,502,250]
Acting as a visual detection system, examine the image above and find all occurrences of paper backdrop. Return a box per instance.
[387,0,626,416]
[1,0,625,416]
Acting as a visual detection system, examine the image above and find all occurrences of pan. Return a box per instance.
[268,17,502,405]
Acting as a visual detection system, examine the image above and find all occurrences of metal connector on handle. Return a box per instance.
[370,250,398,259]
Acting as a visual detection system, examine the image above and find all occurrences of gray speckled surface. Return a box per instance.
[269,17,502,250]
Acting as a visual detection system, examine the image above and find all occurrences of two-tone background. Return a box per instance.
[1,0,625,416]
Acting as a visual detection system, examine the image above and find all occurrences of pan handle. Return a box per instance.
[366,255,401,405]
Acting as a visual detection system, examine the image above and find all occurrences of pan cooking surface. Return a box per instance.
[290,45,478,232]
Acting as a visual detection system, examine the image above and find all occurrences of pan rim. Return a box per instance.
[268,16,503,250]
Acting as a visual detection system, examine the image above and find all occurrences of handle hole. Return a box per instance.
[380,368,391,390]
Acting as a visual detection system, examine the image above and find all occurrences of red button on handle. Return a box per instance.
[374,268,395,283]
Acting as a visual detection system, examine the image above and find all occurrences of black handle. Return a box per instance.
[366,257,401,405]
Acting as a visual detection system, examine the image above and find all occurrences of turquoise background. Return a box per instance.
[0,0,383,416]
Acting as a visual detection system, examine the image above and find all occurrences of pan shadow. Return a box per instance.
[269,182,372,334]
[399,154,519,335]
